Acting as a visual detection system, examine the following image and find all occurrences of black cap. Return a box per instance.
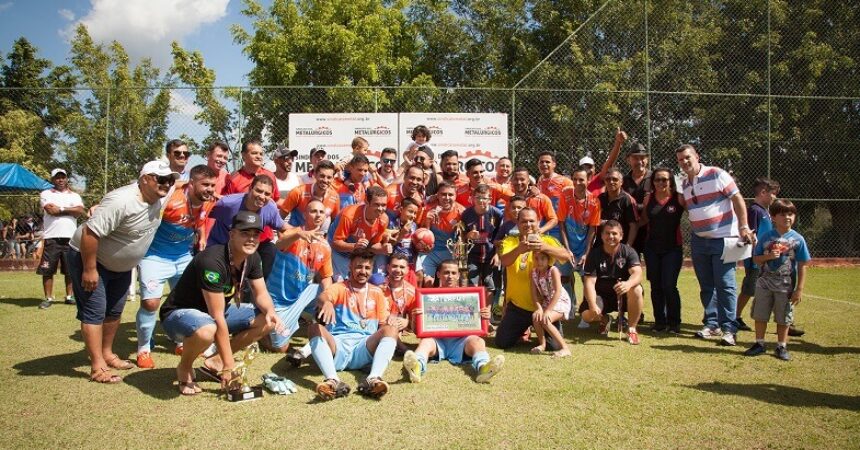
[627,142,647,156]
[309,146,326,158]
[274,146,299,159]
[416,144,434,160]
[232,211,264,232]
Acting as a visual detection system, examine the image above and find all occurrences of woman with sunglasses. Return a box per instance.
[638,168,686,334]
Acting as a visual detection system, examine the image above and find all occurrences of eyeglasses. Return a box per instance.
[604,177,622,183]
[153,174,176,186]
[382,158,396,164]
[172,151,190,158]
[475,197,491,202]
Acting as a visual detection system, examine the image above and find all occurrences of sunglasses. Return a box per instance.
[414,156,426,162]
[653,177,670,183]
[153,174,176,186]
[382,158,396,164]
[172,151,190,158]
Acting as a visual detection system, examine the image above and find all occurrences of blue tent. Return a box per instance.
[0,163,53,192]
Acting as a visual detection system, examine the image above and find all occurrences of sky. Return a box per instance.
[0,0,255,86]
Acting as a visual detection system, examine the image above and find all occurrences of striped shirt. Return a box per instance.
[681,165,739,238]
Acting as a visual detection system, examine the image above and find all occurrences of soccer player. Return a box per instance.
[455,159,513,208]
[278,160,340,235]
[536,151,574,241]
[402,260,505,383]
[333,155,372,209]
[418,182,465,286]
[310,251,399,400]
[329,186,391,280]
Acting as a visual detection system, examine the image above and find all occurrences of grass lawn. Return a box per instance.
[1,268,859,449]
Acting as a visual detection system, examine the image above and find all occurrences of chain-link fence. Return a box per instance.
[1,0,857,257]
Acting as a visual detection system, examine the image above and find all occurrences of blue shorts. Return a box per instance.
[161,303,257,343]
[268,284,321,349]
[421,248,453,278]
[433,336,470,365]
[138,253,192,299]
[67,249,131,325]
[332,332,374,371]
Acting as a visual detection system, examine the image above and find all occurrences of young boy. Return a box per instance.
[401,260,505,383]
[736,177,779,331]
[461,183,503,294]
[384,197,422,284]
[744,199,810,361]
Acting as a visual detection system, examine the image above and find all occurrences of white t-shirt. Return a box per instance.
[40,189,84,239]
[276,172,302,198]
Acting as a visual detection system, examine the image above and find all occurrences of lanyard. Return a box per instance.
[225,244,248,306]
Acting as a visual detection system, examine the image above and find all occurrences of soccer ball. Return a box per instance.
[412,228,435,253]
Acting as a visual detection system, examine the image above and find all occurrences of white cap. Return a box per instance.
[139,160,179,178]
[578,156,595,166]
[50,168,67,177]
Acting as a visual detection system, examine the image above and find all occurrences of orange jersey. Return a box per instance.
[538,174,574,207]
[278,183,340,228]
[558,187,601,256]
[419,200,465,250]
[456,180,514,208]
[148,182,215,257]
[321,282,390,335]
[385,281,417,316]
[505,192,557,223]
[332,178,368,209]
[332,204,390,246]
[386,182,424,213]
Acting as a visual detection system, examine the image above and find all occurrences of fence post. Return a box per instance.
[766,0,772,178]
[510,89,516,163]
[103,88,111,195]
[237,87,244,172]
[644,0,652,167]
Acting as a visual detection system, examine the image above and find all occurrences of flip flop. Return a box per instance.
[105,354,134,370]
[196,365,221,383]
[178,381,202,396]
[90,368,122,384]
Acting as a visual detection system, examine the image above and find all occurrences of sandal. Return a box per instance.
[196,365,221,383]
[530,346,545,354]
[105,354,134,370]
[90,367,122,384]
[178,381,202,396]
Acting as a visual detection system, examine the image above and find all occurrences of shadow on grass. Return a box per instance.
[0,297,45,308]
[13,350,88,380]
[652,341,860,356]
[650,343,740,355]
[123,368,184,400]
[686,382,860,411]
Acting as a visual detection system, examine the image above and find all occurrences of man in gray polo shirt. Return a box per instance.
[67,160,177,384]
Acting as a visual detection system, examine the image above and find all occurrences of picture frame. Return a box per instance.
[414,287,487,338]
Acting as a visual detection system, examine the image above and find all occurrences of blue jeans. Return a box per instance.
[690,234,738,334]
[644,246,683,327]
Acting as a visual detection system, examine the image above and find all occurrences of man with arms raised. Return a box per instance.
[67,160,176,383]
[159,211,283,395]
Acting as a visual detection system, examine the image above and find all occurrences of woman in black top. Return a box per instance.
[639,168,686,333]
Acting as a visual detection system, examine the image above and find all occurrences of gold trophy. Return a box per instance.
[446,222,474,287]
[225,343,264,402]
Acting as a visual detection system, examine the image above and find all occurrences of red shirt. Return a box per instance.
[223,167,280,201]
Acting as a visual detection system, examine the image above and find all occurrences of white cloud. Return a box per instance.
[62,0,229,68]
[58,8,75,21]
[0,2,13,13]
[170,90,202,118]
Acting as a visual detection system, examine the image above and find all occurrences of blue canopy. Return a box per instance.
[0,163,53,192]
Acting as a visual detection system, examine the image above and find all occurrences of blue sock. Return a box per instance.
[368,337,396,379]
[136,307,158,353]
[471,351,490,373]
[416,352,428,375]
[310,336,338,381]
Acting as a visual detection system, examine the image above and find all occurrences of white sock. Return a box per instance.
[300,343,312,358]
[756,339,765,345]
[777,341,786,348]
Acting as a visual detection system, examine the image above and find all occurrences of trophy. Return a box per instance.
[225,343,264,402]
[446,222,474,287]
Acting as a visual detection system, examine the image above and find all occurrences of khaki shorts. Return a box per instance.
[751,286,794,325]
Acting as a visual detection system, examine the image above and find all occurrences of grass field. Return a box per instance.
[1,268,859,449]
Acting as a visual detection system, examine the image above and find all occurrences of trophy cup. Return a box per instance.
[446,222,474,287]
[226,343,264,402]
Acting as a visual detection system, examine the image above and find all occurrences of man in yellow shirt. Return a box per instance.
[496,208,571,349]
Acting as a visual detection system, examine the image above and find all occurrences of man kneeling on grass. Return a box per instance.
[159,211,284,396]
[402,260,505,384]
[310,251,398,400]
[579,220,645,345]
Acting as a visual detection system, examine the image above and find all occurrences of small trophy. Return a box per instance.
[446,222,474,287]
[226,343,264,402]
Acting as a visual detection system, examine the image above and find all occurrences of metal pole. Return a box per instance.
[237,87,243,172]
[103,88,111,195]
[767,0,772,178]
[511,89,517,162]
[644,0,652,168]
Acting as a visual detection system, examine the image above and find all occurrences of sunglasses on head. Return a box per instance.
[153,174,176,185]
[414,156,426,162]
[382,158,396,164]
[172,151,190,158]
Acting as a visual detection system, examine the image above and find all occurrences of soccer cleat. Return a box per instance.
[315,378,350,401]
[774,346,791,361]
[357,377,389,398]
[174,344,184,356]
[736,317,752,331]
[39,298,53,309]
[598,315,612,336]
[694,327,723,339]
[743,342,766,356]
[136,352,155,369]
[476,355,505,383]
[64,295,75,305]
[285,349,305,369]
[627,331,640,345]
[402,351,422,383]
[719,333,736,346]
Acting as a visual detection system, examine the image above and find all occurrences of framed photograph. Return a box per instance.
[414,287,487,338]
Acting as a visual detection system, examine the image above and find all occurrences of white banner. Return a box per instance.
[399,112,509,173]
[288,113,399,173]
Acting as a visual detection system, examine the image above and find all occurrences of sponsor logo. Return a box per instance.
[295,126,333,136]
[355,126,392,136]
[465,126,502,136]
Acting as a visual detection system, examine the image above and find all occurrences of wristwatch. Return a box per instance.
[59,206,65,214]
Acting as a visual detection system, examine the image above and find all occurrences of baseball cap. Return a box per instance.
[231,211,264,232]
[627,142,647,156]
[274,145,299,159]
[139,160,179,178]
[50,168,67,178]
[416,145,434,160]
[309,147,327,158]
[578,156,595,166]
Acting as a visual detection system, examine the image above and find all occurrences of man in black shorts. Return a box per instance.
[38,168,86,309]
[159,211,283,396]
[580,220,645,345]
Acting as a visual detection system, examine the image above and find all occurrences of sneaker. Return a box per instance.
[774,346,791,361]
[744,342,766,356]
[285,349,304,369]
[651,324,668,333]
[357,377,389,398]
[577,318,590,329]
[136,352,155,369]
[39,298,53,309]
[598,315,612,335]
[476,355,505,383]
[402,350,422,383]
[63,296,75,305]
[315,378,351,401]
[787,325,805,337]
[736,317,752,331]
[173,344,183,356]
[627,331,640,345]
[719,333,736,346]
[694,327,722,339]
[668,325,682,335]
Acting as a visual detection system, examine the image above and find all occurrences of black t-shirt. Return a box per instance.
[584,243,640,293]
[461,206,503,263]
[644,194,684,253]
[159,244,264,322]
[622,171,650,252]
[596,192,638,247]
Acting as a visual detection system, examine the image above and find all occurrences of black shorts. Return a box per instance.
[36,238,70,276]
[579,287,622,315]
